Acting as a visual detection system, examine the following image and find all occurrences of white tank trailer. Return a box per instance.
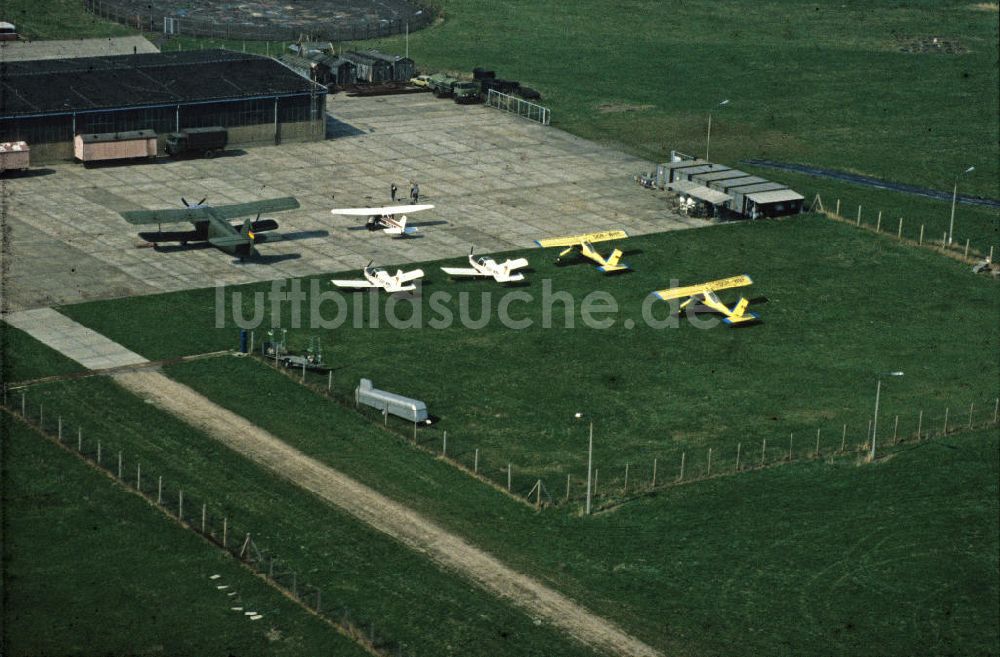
[355,378,428,423]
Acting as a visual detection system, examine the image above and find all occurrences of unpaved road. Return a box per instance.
[114,369,663,657]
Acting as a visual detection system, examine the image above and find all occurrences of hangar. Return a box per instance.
[0,49,327,162]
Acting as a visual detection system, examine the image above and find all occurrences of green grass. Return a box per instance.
[13,375,596,657]
[0,323,85,383]
[4,0,132,39]
[390,0,1000,199]
[59,217,1000,493]
[740,165,1000,253]
[24,357,997,657]
[0,419,371,657]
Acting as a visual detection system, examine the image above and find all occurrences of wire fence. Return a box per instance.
[258,353,1000,515]
[3,393,413,657]
[811,195,997,267]
[83,0,436,43]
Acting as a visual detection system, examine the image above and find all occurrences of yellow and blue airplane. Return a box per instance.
[650,274,759,325]
[534,230,630,273]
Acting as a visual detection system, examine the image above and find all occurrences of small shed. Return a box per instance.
[313,54,356,86]
[691,169,750,186]
[344,51,392,83]
[364,50,417,81]
[745,189,804,219]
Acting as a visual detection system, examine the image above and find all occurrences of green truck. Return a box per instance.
[452,81,481,104]
[428,74,481,103]
[428,73,459,98]
[165,126,228,158]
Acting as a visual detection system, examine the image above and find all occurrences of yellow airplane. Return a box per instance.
[650,274,760,325]
[534,230,630,273]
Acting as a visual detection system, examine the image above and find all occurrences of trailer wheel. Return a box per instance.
[204,149,215,159]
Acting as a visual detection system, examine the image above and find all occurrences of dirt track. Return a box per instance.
[114,369,664,657]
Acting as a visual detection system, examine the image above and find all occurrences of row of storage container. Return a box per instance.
[656,157,804,218]
[281,46,416,86]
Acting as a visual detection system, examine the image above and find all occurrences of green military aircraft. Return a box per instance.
[119,196,300,260]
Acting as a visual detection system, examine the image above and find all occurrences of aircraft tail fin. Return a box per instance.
[596,249,629,273]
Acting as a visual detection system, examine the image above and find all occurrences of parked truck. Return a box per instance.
[165,127,228,158]
[427,73,459,97]
[0,141,30,174]
[74,130,157,164]
[452,81,481,104]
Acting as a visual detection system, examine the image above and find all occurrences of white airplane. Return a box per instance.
[330,204,436,236]
[440,247,529,284]
[330,261,425,293]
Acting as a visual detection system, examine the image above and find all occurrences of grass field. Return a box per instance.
[1,419,371,657]
[5,355,597,656]
[57,216,1000,493]
[8,330,997,656]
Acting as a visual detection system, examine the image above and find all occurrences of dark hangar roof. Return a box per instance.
[0,49,323,119]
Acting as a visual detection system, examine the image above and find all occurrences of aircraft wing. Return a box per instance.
[208,235,251,248]
[212,197,300,220]
[534,229,629,248]
[651,275,754,301]
[331,204,434,216]
[440,266,485,277]
[330,279,378,288]
[494,271,525,283]
[396,268,425,283]
[120,207,210,225]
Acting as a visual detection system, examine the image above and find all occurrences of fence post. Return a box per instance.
[919,224,924,245]
[815,429,821,458]
[39,403,43,428]
[117,451,122,479]
[624,463,629,494]
[994,398,999,423]
[474,448,479,473]
[706,449,712,476]
[841,424,846,452]
[892,416,899,444]
[157,476,162,504]
[943,407,949,435]
[442,431,447,456]
[788,433,794,461]
[97,440,101,464]
[202,504,207,534]
[897,217,903,239]
[507,463,511,492]
[327,370,332,391]
[136,463,141,491]
[223,517,228,548]
[77,428,82,452]
[58,417,62,441]
[964,239,970,258]
[679,451,686,481]
[594,469,599,496]
[968,402,974,428]
[917,410,923,440]
[761,438,767,466]
[652,457,658,487]
[21,392,25,417]
[179,490,184,521]
[856,205,862,225]
[735,442,741,472]
[875,211,881,232]
[536,479,543,509]
[566,474,571,501]
[835,199,840,216]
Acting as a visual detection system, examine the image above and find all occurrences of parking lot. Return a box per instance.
[1,93,708,311]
